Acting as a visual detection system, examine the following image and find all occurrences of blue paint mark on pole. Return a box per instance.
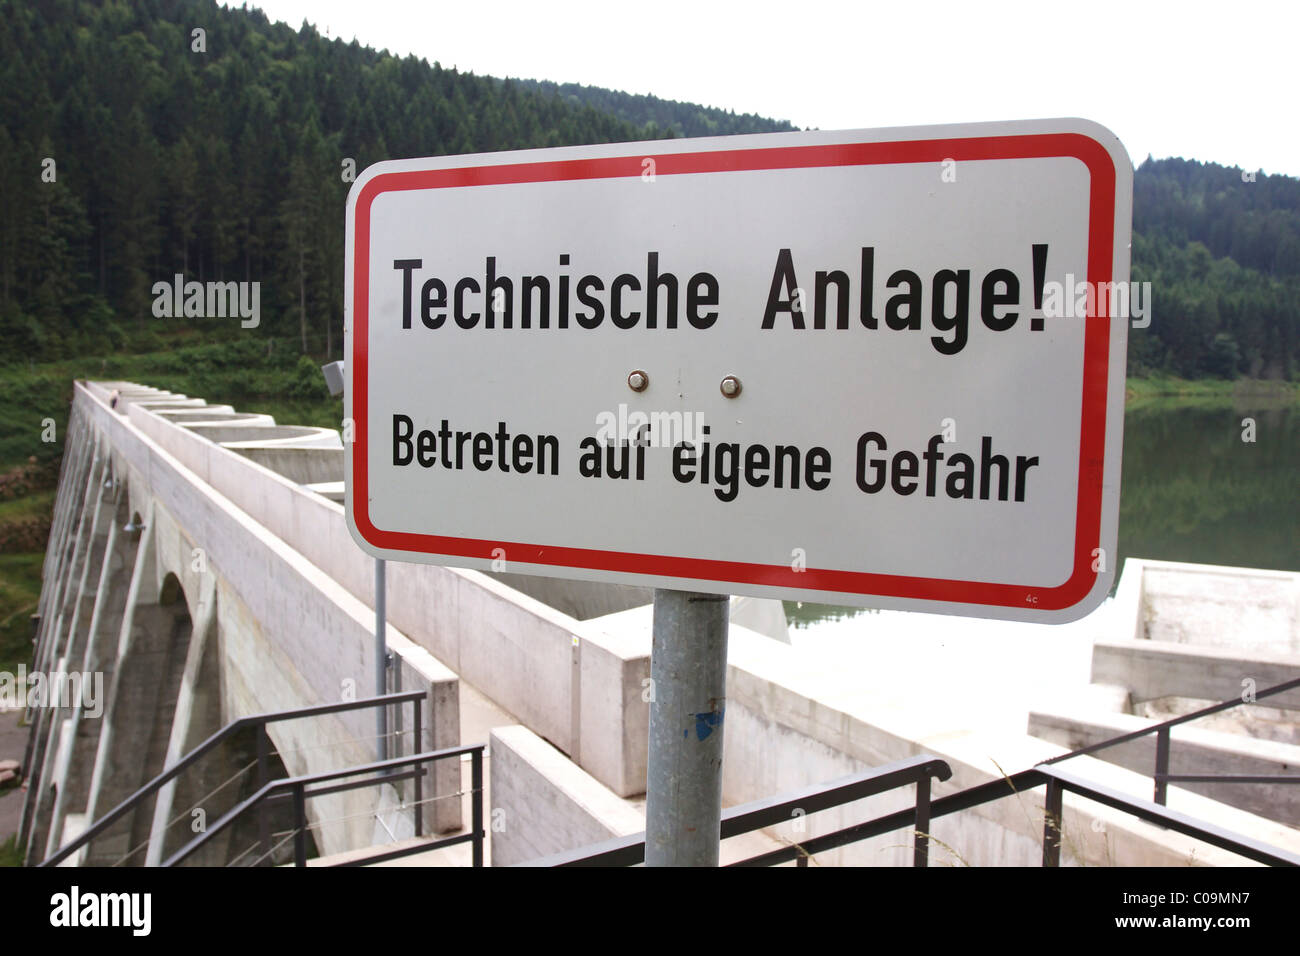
[691,706,725,741]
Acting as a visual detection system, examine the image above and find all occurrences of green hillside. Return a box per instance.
[0,0,1296,384]
[507,78,797,138]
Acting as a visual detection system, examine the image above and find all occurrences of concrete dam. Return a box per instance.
[14,380,1300,866]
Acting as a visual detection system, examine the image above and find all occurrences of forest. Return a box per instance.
[0,0,1297,381]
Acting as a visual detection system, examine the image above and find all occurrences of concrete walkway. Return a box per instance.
[786,601,1104,738]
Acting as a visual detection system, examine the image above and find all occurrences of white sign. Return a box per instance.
[345,119,1132,623]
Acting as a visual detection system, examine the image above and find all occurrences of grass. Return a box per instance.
[0,553,44,675]
[0,492,54,523]
[0,336,337,471]
[1125,374,1299,404]
[0,834,22,867]
[236,397,344,432]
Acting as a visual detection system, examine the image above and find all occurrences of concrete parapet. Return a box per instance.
[1092,638,1300,711]
[488,725,643,866]
[229,447,343,485]
[488,573,651,622]
[1112,558,1300,654]
[388,631,462,835]
[154,411,269,425]
[1028,706,1300,822]
[180,423,342,448]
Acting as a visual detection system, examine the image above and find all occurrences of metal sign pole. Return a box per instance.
[324,360,393,762]
[645,588,730,866]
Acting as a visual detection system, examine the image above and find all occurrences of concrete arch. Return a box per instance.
[155,533,211,633]
[159,571,184,607]
[77,531,205,865]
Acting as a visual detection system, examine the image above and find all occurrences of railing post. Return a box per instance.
[256,725,271,865]
[391,651,403,766]
[914,775,931,867]
[472,748,484,867]
[413,699,424,838]
[1154,727,1170,806]
[1042,778,1063,867]
[292,783,308,867]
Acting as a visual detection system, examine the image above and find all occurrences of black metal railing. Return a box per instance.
[549,676,1300,867]
[41,690,428,867]
[163,743,485,867]
[1037,763,1297,866]
[527,754,953,867]
[1031,675,1300,807]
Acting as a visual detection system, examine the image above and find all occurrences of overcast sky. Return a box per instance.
[226,0,1299,176]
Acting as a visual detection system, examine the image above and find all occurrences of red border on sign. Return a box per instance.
[350,134,1117,611]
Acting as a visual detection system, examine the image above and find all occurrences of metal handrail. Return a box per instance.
[162,743,486,867]
[781,678,1300,868]
[741,676,1300,867]
[1040,674,1300,807]
[550,677,1300,867]
[528,754,952,867]
[725,767,1050,867]
[1038,764,1300,867]
[1040,675,1300,767]
[40,690,427,867]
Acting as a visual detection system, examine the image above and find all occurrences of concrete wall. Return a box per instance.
[1112,558,1300,654]
[1092,639,1300,711]
[488,572,651,622]
[489,726,643,866]
[179,423,341,447]
[26,384,462,863]
[1029,706,1300,822]
[154,411,269,425]
[229,447,343,485]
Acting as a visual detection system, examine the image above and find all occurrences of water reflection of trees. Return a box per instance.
[1118,403,1298,572]
[784,601,877,629]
